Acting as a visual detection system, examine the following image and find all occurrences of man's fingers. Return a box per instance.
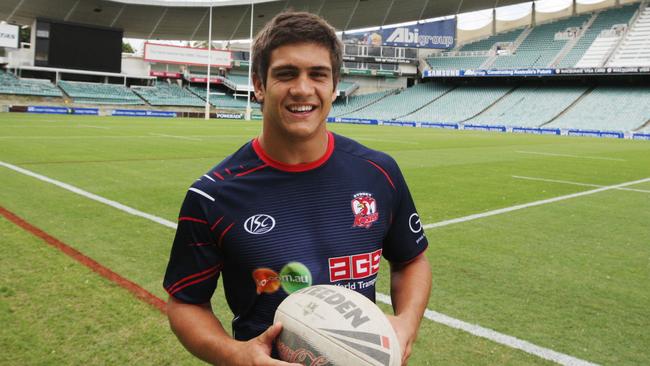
[257,322,283,345]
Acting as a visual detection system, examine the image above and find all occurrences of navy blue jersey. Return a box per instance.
[163,132,428,341]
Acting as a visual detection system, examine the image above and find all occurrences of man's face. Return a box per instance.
[254,42,337,140]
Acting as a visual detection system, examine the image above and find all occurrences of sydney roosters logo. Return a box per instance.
[351,193,378,229]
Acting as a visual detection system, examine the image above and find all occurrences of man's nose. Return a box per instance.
[290,74,314,97]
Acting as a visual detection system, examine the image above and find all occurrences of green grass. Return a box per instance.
[1,113,649,365]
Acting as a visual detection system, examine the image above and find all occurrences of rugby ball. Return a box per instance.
[274,285,401,366]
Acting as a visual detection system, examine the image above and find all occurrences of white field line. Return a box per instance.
[375,293,598,366]
[0,161,177,230]
[513,176,650,194]
[149,133,203,141]
[424,176,650,230]
[1,160,601,366]
[515,151,626,162]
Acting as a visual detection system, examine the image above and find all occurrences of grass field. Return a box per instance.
[1,113,649,365]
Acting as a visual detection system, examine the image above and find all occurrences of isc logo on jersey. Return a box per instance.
[351,193,378,229]
[244,214,275,235]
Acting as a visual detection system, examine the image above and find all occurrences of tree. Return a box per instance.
[122,42,135,53]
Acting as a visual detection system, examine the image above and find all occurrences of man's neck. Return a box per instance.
[257,128,329,165]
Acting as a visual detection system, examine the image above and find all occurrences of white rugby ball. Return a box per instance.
[274,285,401,366]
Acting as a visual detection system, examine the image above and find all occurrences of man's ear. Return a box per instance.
[331,81,338,102]
[253,73,265,103]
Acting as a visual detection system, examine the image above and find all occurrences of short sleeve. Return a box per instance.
[163,187,225,304]
[382,164,428,263]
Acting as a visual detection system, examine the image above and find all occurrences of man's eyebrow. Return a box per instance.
[270,64,332,72]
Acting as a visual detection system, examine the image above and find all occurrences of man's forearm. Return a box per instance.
[167,296,239,365]
[390,253,432,332]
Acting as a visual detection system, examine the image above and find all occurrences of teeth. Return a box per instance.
[289,105,314,112]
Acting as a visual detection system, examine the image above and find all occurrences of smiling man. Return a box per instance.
[164,12,432,366]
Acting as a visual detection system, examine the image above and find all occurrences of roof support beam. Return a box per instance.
[190,8,209,41]
[147,8,168,40]
[315,0,326,16]
[456,0,465,15]
[110,4,126,27]
[382,0,396,26]
[344,0,360,31]
[418,0,430,21]
[6,0,26,23]
[64,0,80,21]
[229,5,250,41]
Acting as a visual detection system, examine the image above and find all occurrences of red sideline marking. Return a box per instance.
[366,160,396,190]
[0,206,167,314]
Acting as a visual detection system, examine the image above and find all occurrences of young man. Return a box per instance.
[164,12,432,366]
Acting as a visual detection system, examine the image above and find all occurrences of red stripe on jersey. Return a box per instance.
[188,242,211,247]
[168,270,220,296]
[251,131,335,172]
[218,223,235,248]
[225,168,232,175]
[236,164,268,177]
[178,217,208,224]
[210,216,224,231]
[381,336,390,349]
[212,171,225,180]
[366,160,396,190]
[166,265,221,294]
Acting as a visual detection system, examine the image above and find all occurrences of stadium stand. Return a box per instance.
[399,84,513,123]
[0,70,62,97]
[545,85,650,131]
[58,80,144,105]
[426,56,487,70]
[558,4,638,68]
[467,84,589,127]
[225,74,251,86]
[344,83,453,121]
[337,81,359,95]
[459,28,526,52]
[330,89,396,117]
[608,4,650,67]
[132,83,204,107]
[188,86,259,109]
[492,14,591,68]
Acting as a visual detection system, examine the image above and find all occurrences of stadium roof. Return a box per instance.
[1,0,534,40]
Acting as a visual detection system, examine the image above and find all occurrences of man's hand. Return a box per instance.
[224,323,301,366]
[386,314,417,365]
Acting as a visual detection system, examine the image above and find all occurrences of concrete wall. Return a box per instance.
[344,75,407,95]
[121,55,150,76]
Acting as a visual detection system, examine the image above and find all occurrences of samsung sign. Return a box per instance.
[343,18,456,49]
[0,23,19,49]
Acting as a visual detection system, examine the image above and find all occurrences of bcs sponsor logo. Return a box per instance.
[244,214,275,235]
[351,193,379,229]
[329,249,382,282]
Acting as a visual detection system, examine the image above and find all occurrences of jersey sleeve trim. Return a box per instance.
[365,159,396,190]
[178,216,208,225]
[165,264,222,296]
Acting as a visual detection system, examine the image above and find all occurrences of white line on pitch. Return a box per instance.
[0,161,177,229]
[515,151,626,162]
[376,293,598,366]
[0,160,600,366]
[149,133,203,141]
[423,176,650,230]
[512,176,650,193]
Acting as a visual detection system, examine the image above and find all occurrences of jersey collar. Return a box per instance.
[252,131,335,173]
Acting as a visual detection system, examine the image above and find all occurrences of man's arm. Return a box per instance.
[386,253,432,366]
[167,296,299,366]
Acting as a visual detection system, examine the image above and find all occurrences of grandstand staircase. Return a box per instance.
[606,3,649,67]
[460,85,518,123]
[540,86,595,126]
[394,85,457,121]
[337,89,399,118]
[635,118,650,132]
[576,32,622,67]
[551,12,599,67]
